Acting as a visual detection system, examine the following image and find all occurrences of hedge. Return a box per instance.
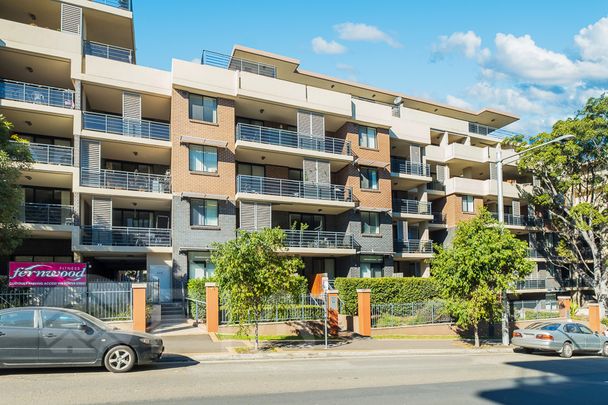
[335,277,440,316]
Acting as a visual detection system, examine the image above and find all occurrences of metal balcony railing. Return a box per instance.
[283,230,354,249]
[427,180,446,191]
[91,0,132,10]
[21,203,74,225]
[431,212,446,224]
[10,141,73,166]
[0,79,75,109]
[84,41,133,64]
[81,226,171,247]
[83,112,170,141]
[491,212,546,227]
[236,123,351,156]
[390,158,430,177]
[392,199,432,215]
[468,122,524,138]
[516,279,547,290]
[81,168,171,193]
[237,175,353,203]
[394,240,434,254]
[201,50,276,78]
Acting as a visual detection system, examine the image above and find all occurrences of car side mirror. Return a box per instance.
[78,323,89,331]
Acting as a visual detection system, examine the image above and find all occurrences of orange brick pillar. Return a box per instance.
[357,289,371,337]
[326,290,339,337]
[206,282,219,333]
[589,303,601,333]
[132,283,147,332]
[558,296,572,319]
[311,273,328,298]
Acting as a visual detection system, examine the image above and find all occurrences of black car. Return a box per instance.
[0,307,163,373]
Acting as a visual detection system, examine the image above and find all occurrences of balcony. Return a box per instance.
[21,142,73,166]
[282,230,355,255]
[491,213,546,228]
[201,50,276,78]
[391,159,430,177]
[0,79,74,109]
[429,212,447,226]
[91,0,132,10]
[394,240,434,260]
[516,278,547,290]
[80,168,171,194]
[82,112,170,141]
[392,199,432,221]
[84,41,133,64]
[81,226,171,247]
[236,123,351,156]
[21,203,74,225]
[468,122,521,138]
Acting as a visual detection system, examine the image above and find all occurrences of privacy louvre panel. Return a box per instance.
[122,92,141,120]
[489,163,497,180]
[303,159,330,184]
[409,145,421,164]
[60,4,82,35]
[396,220,407,241]
[512,200,521,217]
[435,164,446,182]
[81,139,101,187]
[240,202,271,230]
[92,197,112,227]
[297,110,325,137]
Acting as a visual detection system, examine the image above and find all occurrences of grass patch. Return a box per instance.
[372,335,457,340]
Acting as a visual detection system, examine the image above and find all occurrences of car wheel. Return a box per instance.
[602,343,608,357]
[560,342,573,358]
[104,345,136,373]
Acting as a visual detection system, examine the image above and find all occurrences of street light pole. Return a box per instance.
[496,134,574,346]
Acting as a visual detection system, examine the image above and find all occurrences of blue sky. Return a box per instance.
[133,0,608,135]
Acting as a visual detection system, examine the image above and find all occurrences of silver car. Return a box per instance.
[512,321,608,358]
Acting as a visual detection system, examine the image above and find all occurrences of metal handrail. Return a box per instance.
[0,79,75,109]
[84,41,133,64]
[515,279,547,290]
[185,297,206,324]
[21,203,74,225]
[201,50,276,78]
[468,122,524,139]
[82,112,170,141]
[430,212,446,224]
[394,240,433,253]
[80,226,171,247]
[392,199,432,215]
[10,141,73,166]
[80,168,171,193]
[427,180,446,191]
[91,0,132,10]
[283,230,354,249]
[236,123,351,156]
[390,158,431,177]
[491,212,546,227]
[237,175,353,202]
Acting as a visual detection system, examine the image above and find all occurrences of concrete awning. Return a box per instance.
[355,158,389,168]
[356,206,391,213]
[180,136,228,148]
[180,191,230,200]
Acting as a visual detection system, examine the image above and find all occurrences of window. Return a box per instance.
[461,195,474,213]
[188,252,215,279]
[288,169,303,181]
[191,199,219,226]
[0,310,34,328]
[189,145,218,173]
[564,324,581,334]
[189,94,217,123]
[360,167,379,190]
[360,256,383,278]
[358,126,377,149]
[42,310,83,329]
[289,213,324,231]
[237,163,265,177]
[578,324,594,334]
[361,211,380,234]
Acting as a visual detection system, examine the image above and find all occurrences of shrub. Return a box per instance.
[601,318,608,327]
[335,277,440,316]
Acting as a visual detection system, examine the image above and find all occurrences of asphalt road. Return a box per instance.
[1,352,608,404]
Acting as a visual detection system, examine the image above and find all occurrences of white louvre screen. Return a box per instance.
[436,164,446,182]
[489,163,497,180]
[80,140,100,170]
[122,92,141,120]
[92,197,112,227]
[409,145,421,164]
[297,110,324,137]
[512,200,521,217]
[297,111,311,135]
[61,4,82,35]
[240,201,255,230]
[240,202,271,230]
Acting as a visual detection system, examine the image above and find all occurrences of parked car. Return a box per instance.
[512,321,608,358]
[0,307,163,372]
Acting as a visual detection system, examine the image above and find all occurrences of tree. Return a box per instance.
[211,228,305,350]
[514,95,608,307]
[0,115,31,256]
[430,209,533,347]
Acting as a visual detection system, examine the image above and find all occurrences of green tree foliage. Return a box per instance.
[431,209,533,347]
[0,115,32,256]
[514,95,608,306]
[211,228,305,349]
[334,277,439,316]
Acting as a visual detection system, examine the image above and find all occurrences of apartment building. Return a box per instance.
[0,0,589,303]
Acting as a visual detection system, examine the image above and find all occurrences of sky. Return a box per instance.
[133,0,608,135]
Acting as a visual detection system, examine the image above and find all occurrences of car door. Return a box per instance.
[38,309,99,364]
[0,309,39,364]
[578,324,602,351]
[562,323,586,351]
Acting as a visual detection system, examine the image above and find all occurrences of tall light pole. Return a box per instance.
[497,134,574,346]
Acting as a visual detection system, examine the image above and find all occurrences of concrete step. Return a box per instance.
[161,308,184,314]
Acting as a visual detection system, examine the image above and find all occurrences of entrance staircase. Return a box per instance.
[149,301,191,335]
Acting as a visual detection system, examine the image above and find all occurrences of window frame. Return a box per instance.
[190,199,219,227]
[360,167,379,190]
[461,195,475,213]
[189,145,218,173]
[189,94,218,123]
[361,211,380,235]
[358,126,377,149]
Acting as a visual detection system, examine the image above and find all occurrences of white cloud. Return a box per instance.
[575,16,608,62]
[334,22,402,48]
[311,37,347,54]
[445,95,473,110]
[432,31,487,61]
[336,63,358,81]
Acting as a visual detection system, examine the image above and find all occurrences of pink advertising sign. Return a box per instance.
[9,262,87,287]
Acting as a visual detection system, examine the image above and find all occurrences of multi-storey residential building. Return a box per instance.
[0,0,592,303]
